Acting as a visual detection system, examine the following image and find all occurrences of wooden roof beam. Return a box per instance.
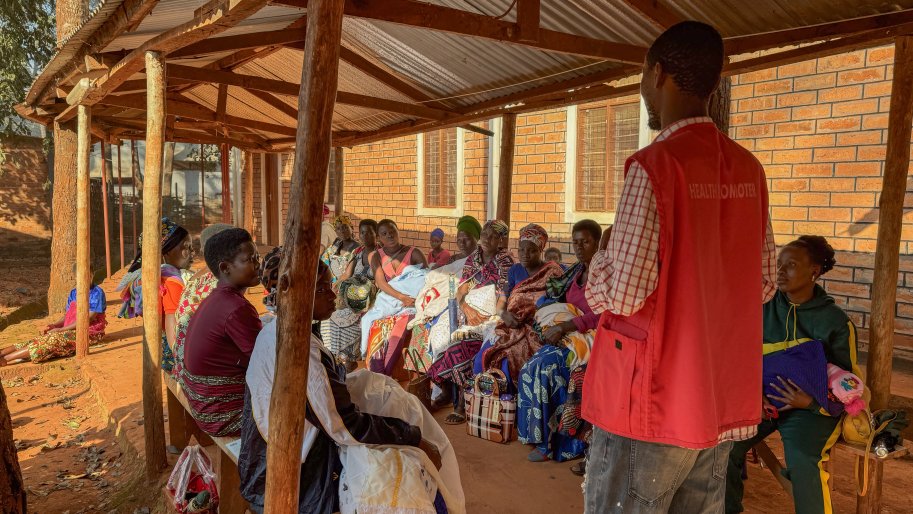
[725,7,913,55]
[169,28,307,58]
[516,0,540,44]
[621,1,682,31]
[166,64,457,119]
[56,0,271,123]
[336,46,450,110]
[273,0,646,63]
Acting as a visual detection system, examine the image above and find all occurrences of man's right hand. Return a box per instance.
[418,438,442,469]
[599,227,613,251]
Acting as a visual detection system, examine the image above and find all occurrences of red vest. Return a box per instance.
[582,122,768,449]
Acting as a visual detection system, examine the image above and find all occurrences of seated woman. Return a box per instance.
[448,215,482,265]
[2,265,107,365]
[478,224,563,387]
[181,228,262,437]
[518,220,603,464]
[171,223,233,378]
[726,236,860,514]
[360,219,428,375]
[321,214,360,283]
[117,217,193,372]
[429,220,514,425]
[427,228,451,269]
[321,219,379,364]
[240,261,464,514]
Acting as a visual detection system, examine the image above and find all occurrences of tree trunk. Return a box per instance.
[709,76,732,134]
[47,0,89,314]
[0,384,26,513]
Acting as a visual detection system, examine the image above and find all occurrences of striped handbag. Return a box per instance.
[464,369,516,443]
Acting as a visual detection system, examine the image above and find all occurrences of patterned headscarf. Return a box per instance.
[127,217,189,273]
[456,216,482,240]
[519,223,548,250]
[260,246,283,308]
[333,214,354,230]
[484,219,510,238]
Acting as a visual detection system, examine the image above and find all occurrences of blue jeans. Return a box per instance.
[584,427,732,514]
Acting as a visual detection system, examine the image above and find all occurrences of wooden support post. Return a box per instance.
[264,0,344,512]
[117,144,125,269]
[243,151,254,234]
[130,139,138,256]
[140,50,168,478]
[200,143,206,229]
[221,143,232,223]
[868,36,913,411]
[75,105,92,359]
[334,146,344,216]
[100,141,112,278]
[496,113,517,225]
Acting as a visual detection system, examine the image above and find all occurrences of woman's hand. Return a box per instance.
[418,439,442,470]
[399,294,416,307]
[599,227,613,251]
[542,325,566,345]
[767,376,813,410]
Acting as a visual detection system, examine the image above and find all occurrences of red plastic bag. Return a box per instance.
[166,445,220,513]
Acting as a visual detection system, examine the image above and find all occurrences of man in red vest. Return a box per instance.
[583,22,777,512]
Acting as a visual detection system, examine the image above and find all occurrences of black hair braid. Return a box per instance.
[789,235,837,275]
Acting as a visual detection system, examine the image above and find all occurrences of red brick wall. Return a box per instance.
[0,136,51,238]
[729,45,913,357]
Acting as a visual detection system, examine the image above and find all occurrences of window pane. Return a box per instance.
[423,128,457,209]
[577,107,607,212]
[608,103,640,211]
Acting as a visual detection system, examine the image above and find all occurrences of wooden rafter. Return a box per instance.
[516,0,540,44]
[621,0,682,31]
[258,93,299,123]
[56,0,271,122]
[337,46,448,109]
[169,28,307,59]
[273,0,647,63]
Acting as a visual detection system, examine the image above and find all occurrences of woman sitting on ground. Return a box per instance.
[321,214,360,283]
[181,228,262,437]
[478,224,564,387]
[2,266,107,365]
[518,220,604,465]
[726,235,861,514]
[322,219,379,364]
[117,217,194,372]
[429,219,514,425]
[171,223,234,378]
[240,260,464,514]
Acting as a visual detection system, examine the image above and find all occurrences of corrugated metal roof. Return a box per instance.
[22,0,913,148]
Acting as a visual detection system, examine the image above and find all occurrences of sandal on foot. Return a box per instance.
[443,412,466,425]
[570,460,586,476]
[527,450,550,462]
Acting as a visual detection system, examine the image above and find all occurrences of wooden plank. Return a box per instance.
[100,141,112,277]
[140,50,168,478]
[516,0,540,44]
[753,441,794,498]
[725,8,913,55]
[868,36,913,411]
[496,113,516,224]
[621,0,682,30]
[275,0,646,63]
[169,28,307,58]
[56,0,270,122]
[116,144,125,268]
[265,0,344,511]
[221,143,232,223]
[334,147,344,216]
[75,105,92,359]
[216,84,229,124]
[338,46,445,108]
[461,123,494,137]
[336,91,454,120]
[258,92,299,124]
[243,151,254,233]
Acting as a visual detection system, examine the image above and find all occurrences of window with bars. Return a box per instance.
[576,101,640,213]
[422,128,458,209]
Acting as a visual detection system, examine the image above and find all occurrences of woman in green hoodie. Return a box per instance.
[725,235,860,514]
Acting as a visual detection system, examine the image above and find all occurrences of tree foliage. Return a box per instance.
[0,0,55,136]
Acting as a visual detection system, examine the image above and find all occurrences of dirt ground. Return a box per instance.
[2,270,913,513]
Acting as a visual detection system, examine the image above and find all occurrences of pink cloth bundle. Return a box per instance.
[827,363,866,415]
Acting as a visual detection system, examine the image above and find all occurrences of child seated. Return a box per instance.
[181,228,262,437]
[428,228,451,269]
[2,266,107,365]
[544,247,563,266]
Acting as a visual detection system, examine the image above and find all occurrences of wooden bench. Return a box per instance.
[164,374,248,514]
[753,438,910,514]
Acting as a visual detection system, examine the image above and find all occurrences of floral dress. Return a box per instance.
[171,270,219,379]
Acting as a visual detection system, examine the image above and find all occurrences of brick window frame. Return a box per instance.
[416,127,465,217]
[564,97,647,225]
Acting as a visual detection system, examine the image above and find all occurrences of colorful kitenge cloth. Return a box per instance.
[482,261,564,381]
[179,364,246,437]
[366,312,414,377]
[171,270,219,379]
[460,248,513,294]
[518,223,548,250]
[321,239,357,283]
[322,253,374,362]
[535,303,595,369]
[15,286,107,363]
